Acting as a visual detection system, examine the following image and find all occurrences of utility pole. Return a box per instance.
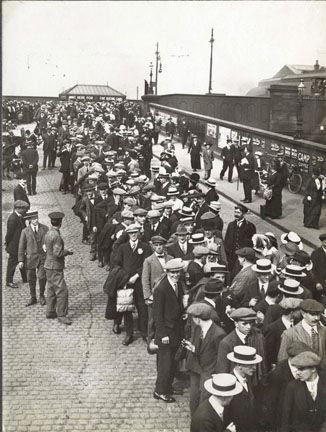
[208,28,214,94]
[136,86,139,100]
[154,42,162,95]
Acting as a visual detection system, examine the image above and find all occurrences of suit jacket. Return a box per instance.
[167,241,194,260]
[18,223,49,269]
[143,220,170,242]
[187,261,205,289]
[79,196,95,230]
[5,212,26,256]
[230,265,257,298]
[186,322,226,376]
[224,219,256,267]
[112,240,152,278]
[278,321,326,369]
[44,227,71,270]
[191,398,229,432]
[153,275,184,347]
[240,279,278,307]
[21,147,39,173]
[141,252,173,301]
[205,187,219,204]
[13,185,30,208]
[241,153,255,180]
[311,247,326,288]
[281,372,326,432]
[264,317,287,370]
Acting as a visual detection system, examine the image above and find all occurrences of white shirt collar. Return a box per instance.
[233,368,248,391]
[204,297,216,308]
[201,320,213,338]
[302,319,318,336]
[209,396,224,420]
[258,280,268,293]
[281,315,293,329]
[167,275,177,292]
[130,239,138,249]
[235,328,247,344]
[305,375,319,400]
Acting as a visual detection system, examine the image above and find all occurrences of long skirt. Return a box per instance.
[265,189,282,219]
[303,198,322,229]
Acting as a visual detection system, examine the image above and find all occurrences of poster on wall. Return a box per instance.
[218,126,231,148]
[206,123,217,139]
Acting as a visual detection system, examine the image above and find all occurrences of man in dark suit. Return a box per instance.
[220,139,235,183]
[5,200,29,288]
[143,209,170,242]
[79,185,97,260]
[240,146,255,203]
[187,246,208,290]
[21,141,39,195]
[191,373,242,432]
[310,233,326,303]
[227,345,263,432]
[185,302,226,414]
[44,212,74,325]
[18,211,49,306]
[112,224,152,345]
[281,351,326,432]
[42,128,52,169]
[13,176,30,209]
[167,224,194,260]
[153,258,185,403]
[224,205,256,272]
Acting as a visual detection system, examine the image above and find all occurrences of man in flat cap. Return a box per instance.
[185,302,226,414]
[153,258,186,403]
[111,223,151,345]
[281,351,326,432]
[5,200,29,288]
[18,211,49,306]
[13,175,30,209]
[44,212,73,325]
[278,299,326,369]
[224,205,256,273]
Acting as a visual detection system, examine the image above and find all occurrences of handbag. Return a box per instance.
[116,285,135,313]
[263,187,273,201]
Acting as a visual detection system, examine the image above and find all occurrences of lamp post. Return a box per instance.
[295,79,305,139]
[154,42,162,95]
[208,28,214,94]
[149,61,154,94]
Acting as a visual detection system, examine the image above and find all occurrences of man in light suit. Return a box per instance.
[142,235,173,341]
[229,247,257,301]
[18,211,49,306]
[278,299,326,370]
[185,302,226,414]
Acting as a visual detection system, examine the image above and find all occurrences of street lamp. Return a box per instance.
[295,79,305,139]
[208,28,215,94]
[154,42,162,95]
[149,61,154,94]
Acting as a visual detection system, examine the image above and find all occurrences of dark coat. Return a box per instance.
[5,212,26,256]
[104,267,130,320]
[44,227,71,270]
[187,261,205,289]
[153,275,184,347]
[13,185,30,208]
[311,247,326,289]
[205,187,219,204]
[224,219,256,269]
[280,372,326,432]
[191,399,229,432]
[263,317,287,370]
[112,240,152,278]
[240,279,278,307]
[265,170,283,219]
[21,147,39,173]
[167,241,194,260]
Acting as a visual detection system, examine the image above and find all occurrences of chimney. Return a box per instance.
[314,60,320,72]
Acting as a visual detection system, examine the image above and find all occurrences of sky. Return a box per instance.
[3,1,326,99]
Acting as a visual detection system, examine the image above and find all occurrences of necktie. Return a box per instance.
[157,254,164,258]
[182,243,186,254]
[311,328,319,353]
[260,284,265,296]
[131,242,137,252]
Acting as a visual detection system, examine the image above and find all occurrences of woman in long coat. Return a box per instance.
[303,166,325,229]
[188,135,201,171]
[265,159,283,219]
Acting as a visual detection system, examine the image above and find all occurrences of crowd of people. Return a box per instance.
[3,99,326,432]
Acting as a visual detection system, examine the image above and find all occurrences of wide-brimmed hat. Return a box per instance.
[281,231,303,250]
[252,259,272,273]
[278,278,304,295]
[227,346,262,365]
[204,374,243,397]
[205,178,217,187]
[189,233,206,244]
[281,264,306,278]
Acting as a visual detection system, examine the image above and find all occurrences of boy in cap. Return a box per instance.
[185,302,226,414]
[44,212,73,325]
[278,299,326,368]
[191,373,240,432]
[281,351,326,432]
[5,200,29,288]
[18,211,49,306]
[13,175,30,209]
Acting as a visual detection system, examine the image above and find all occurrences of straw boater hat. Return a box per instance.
[281,264,306,278]
[227,346,262,365]
[278,278,304,295]
[209,201,221,212]
[189,233,206,244]
[205,178,217,188]
[281,231,303,250]
[204,374,243,397]
[252,258,273,273]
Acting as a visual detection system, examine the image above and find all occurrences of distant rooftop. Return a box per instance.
[60,84,125,97]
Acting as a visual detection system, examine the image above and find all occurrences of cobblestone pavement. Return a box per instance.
[2,141,315,432]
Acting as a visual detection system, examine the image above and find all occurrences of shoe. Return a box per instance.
[39,296,46,306]
[153,392,176,403]
[112,324,121,334]
[228,180,233,183]
[98,262,104,268]
[46,312,57,319]
[220,177,223,180]
[6,282,19,288]
[122,336,133,346]
[26,298,37,307]
[58,316,72,325]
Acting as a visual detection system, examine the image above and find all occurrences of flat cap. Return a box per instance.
[112,187,127,195]
[14,200,29,209]
[201,211,216,221]
[279,297,302,310]
[193,245,209,257]
[230,308,257,322]
[48,211,65,220]
[164,258,185,272]
[187,303,213,320]
[175,225,188,235]
[147,210,161,219]
[121,210,134,219]
[128,186,141,195]
[98,182,108,190]
[151,235,167,244]
[287,341,314,358]
[291,352,321,368]
[300,299,324,314]
[133,208,148,217]
[142,183,156,192]
[24,210,38,220]
[125,223,141,233]
[236,247,256,262]
[123,197,136,205]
